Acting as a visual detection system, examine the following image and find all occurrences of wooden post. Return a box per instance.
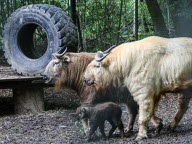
[13,87,44,114]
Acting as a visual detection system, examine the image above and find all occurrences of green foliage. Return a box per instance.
[77,0,155,52]
[1,0,189,52]
[174,0,192,20]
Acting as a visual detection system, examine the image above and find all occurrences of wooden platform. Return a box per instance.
[0,66,48,88]
[0,66,51,114]
[0,66,42,82]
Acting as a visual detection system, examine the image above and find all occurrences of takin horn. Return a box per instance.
[95,45,116,62]
[103,45,116,54]
[53,46,68,58]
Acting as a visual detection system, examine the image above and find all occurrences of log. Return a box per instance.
[13,87,44,114]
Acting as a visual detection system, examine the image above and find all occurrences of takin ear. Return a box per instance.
[100,58,111,67]
[81,107,89,113]
[52,54,57,59]
[63,56,71,63]
[75,107,80,115]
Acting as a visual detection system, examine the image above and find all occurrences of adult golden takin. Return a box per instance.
[84,36,192,140]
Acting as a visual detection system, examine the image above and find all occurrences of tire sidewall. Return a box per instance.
[4,8,59,74]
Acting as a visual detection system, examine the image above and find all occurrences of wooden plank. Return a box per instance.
[0,66,53,88]
[0,76,42,82]
[0,66,43,82]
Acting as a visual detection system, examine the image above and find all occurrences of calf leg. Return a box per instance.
[117,119,125,138]
[125,103,138,133]
[81,118,89,136]
[87,123,98,142]
[99,123,106,139]
[169,91,191,131]
[108,120,117,138]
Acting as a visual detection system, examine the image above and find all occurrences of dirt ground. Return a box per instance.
[0,58,192,144]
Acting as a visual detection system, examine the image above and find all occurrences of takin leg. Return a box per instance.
[87,122,98,142]
[81,118,90,136]
[136,96,155,140]
[117,119,125,138]
[169,90,191,131]
[125,103,138,133]
[99,123,107,140]
[150,95,163,133]
[108,120,117,138]
[151,115,163,133]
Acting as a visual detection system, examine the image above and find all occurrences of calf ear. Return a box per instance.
[63,56,70,63]
[75,107,80,115]
[82,107,89,113]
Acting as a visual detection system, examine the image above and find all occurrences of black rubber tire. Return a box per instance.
[2,4,78,76]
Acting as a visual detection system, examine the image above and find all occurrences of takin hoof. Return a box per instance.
[167,125,176,132]
[101,136,107,141]
[107,136,111,140]
[125,127,134,134]
[84,130,89,137]
[135,133,148,141]
[155,122,163,134]
[87,137,92,142]
[121,133,125,138]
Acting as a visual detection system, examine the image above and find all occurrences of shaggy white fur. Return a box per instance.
[84,36,192,140]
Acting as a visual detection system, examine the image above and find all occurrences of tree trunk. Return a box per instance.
[168,0,192,37]
[1,0,5,30]
[76,14,83,51]
[52,0,55,5]
[14,0,17,10]
[141,1,149,33]
[117,0,123,44]
[71,0,83,51]
[133,0,138,40]
[70,0,77,25]
[145,0,169,37]
[7,0,10,16]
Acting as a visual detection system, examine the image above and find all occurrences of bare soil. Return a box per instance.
[0,57,192,144]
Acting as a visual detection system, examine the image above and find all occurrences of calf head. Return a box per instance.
[76,106,90,119]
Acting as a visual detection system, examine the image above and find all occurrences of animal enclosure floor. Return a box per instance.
[0,58,192,143]
[0,94,192,144]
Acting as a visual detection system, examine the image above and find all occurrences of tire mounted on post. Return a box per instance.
[2,4,78,76]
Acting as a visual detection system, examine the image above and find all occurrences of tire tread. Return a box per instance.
[2,4,78,76]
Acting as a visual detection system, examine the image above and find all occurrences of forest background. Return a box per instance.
[0,0,192,53]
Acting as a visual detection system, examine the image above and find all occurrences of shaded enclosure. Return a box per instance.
[0,1,192,143]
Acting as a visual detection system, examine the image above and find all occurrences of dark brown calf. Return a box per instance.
[76,102,124,141]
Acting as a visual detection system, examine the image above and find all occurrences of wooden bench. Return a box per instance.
[0,66,51,114]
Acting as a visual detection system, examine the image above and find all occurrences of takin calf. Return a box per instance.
[76,102,124,141]
[84,36,192,140]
